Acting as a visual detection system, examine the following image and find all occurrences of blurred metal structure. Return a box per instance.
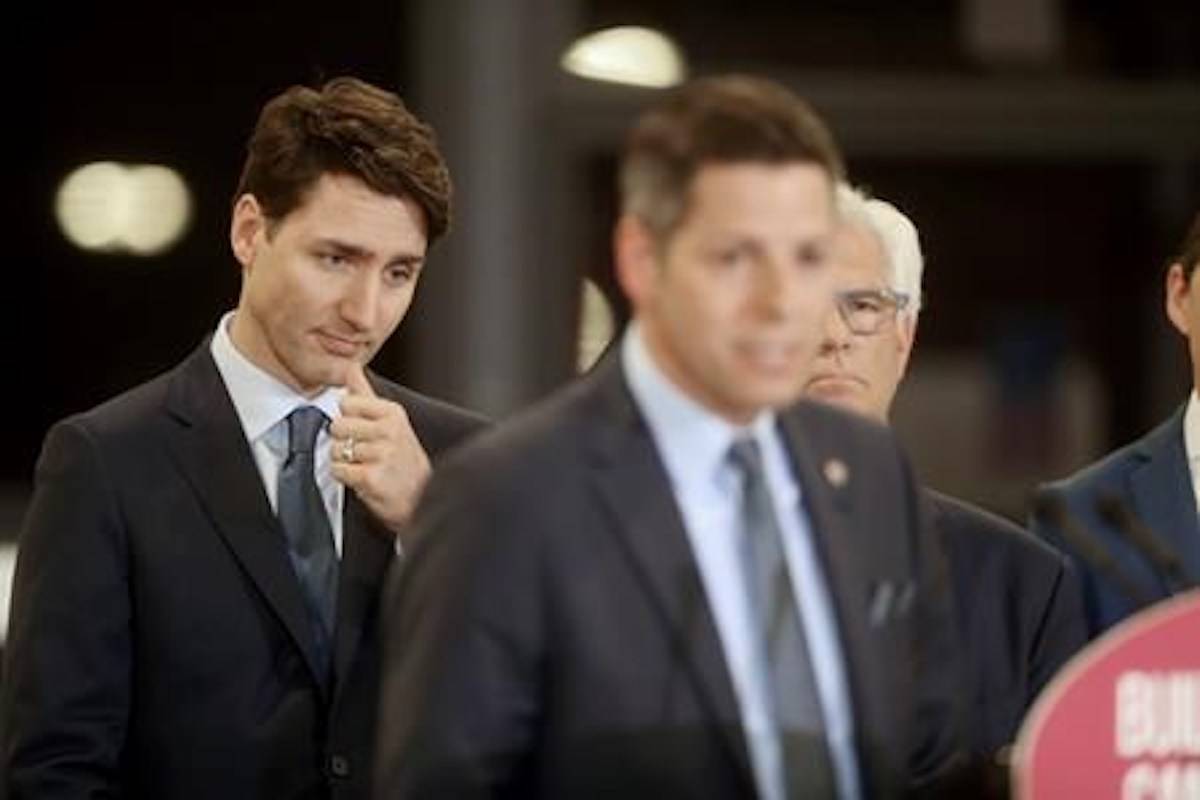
[401,0,1200,425]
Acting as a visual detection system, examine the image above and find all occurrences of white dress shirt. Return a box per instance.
[622,324,861,800]
[210,312,346,556]
[1183,391,1200,520]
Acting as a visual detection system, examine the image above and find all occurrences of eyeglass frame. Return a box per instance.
[832,287,912,336]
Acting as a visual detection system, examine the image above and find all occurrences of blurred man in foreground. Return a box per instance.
[375,75,965,800]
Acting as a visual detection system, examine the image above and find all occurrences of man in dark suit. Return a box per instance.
[1031,211,1200,638]
[2,77,485,799]
[375,75,965,800]
[800,184,1087,773]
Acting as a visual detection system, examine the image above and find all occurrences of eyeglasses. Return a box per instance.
[833,288,911,336]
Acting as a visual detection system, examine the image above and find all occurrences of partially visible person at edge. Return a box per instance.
[1032,211,1200,637]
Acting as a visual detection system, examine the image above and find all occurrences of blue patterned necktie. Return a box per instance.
[277,406,338,686]
[729,436,837,799]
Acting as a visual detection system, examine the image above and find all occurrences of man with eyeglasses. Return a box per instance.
[801,183,1087,793]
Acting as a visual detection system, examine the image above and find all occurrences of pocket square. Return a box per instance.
[868,579,915,626]
[868,581,895,627]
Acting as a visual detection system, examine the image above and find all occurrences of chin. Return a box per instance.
[806,388,864,413]
[732,387,803,417]
[291,362,344,393]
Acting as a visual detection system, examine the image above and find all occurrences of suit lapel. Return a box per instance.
[585,363,755,792]
[1130,408,1200,585]
[163,343,327,690]
[777,410,878,752]
[332,493,394,698]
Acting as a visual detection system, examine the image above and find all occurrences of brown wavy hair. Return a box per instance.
[234,76,451,244]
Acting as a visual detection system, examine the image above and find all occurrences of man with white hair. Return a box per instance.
[801,184,1087,767]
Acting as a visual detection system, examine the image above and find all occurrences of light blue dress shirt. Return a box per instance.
[621,324,861,800]
[210,312,346,555]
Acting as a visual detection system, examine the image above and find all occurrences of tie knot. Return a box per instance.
[728,436,765,477]
[286,406,327,457]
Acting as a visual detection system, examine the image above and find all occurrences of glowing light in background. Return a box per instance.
[577,279,616,373]
[561,26,686,89]
[55,162,192,256]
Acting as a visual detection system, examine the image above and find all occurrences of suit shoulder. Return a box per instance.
[429,375,598,488]
[54,368,177,443]
[370,375,487,427]
[928,490,1066,570]
[788,398,900,452]
[1040,410,1181,501]
[369,375,489,455]
[1041,443,1139,499]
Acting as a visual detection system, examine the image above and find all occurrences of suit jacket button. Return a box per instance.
[328,754,351,779]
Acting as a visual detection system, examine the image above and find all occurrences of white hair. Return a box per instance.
[835,182,924,317]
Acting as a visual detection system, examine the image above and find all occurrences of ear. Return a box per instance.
[1166,262,1193,338]
[230,194,266,271]
[613,214,661,312]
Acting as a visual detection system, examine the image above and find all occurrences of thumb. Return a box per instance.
[343,361,377,397]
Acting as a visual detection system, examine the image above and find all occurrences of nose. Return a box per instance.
[749,261,793,320]
[339,272,379,332]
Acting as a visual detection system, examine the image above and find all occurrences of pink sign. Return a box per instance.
[1013,590,1200,799]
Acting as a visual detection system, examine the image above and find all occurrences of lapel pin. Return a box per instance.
[822,458,849,489]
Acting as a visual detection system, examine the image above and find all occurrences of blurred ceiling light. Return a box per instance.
[577,279,616,373]
[55,162,192,256]
[561,26,685,89]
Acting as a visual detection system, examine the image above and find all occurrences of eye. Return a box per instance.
[710,244,751,270]
[384,263,418,286]
[796,242,829,269]
[319,252,349,270]
[848,295,884,313]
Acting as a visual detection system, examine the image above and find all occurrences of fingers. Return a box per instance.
[329,411,401,442]
[328,379,431,533]
[337,394,402,422]
[331,428,432,535]
[331,460,367,486]
[330,392,422,468]
[329,437,386,465]
[331,461,378,502]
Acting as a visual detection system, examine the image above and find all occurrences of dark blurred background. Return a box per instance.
[4,0,1199,572]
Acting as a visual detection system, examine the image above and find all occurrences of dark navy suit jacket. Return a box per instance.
[1031,406,1199,638]
[928,491,1086,761]
[375,357,969,799]
[1,342,486,800]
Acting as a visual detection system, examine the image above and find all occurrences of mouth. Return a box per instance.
[805,373,867,396]
[314,330,368,359]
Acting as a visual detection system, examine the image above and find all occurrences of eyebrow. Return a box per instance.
[314,238,425,268]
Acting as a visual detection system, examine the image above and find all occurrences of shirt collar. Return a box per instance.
[621,322,775,494]
[210,311,344,444]
[1184,391,1200,467]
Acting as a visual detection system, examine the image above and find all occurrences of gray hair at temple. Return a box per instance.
[835,183,924,319]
